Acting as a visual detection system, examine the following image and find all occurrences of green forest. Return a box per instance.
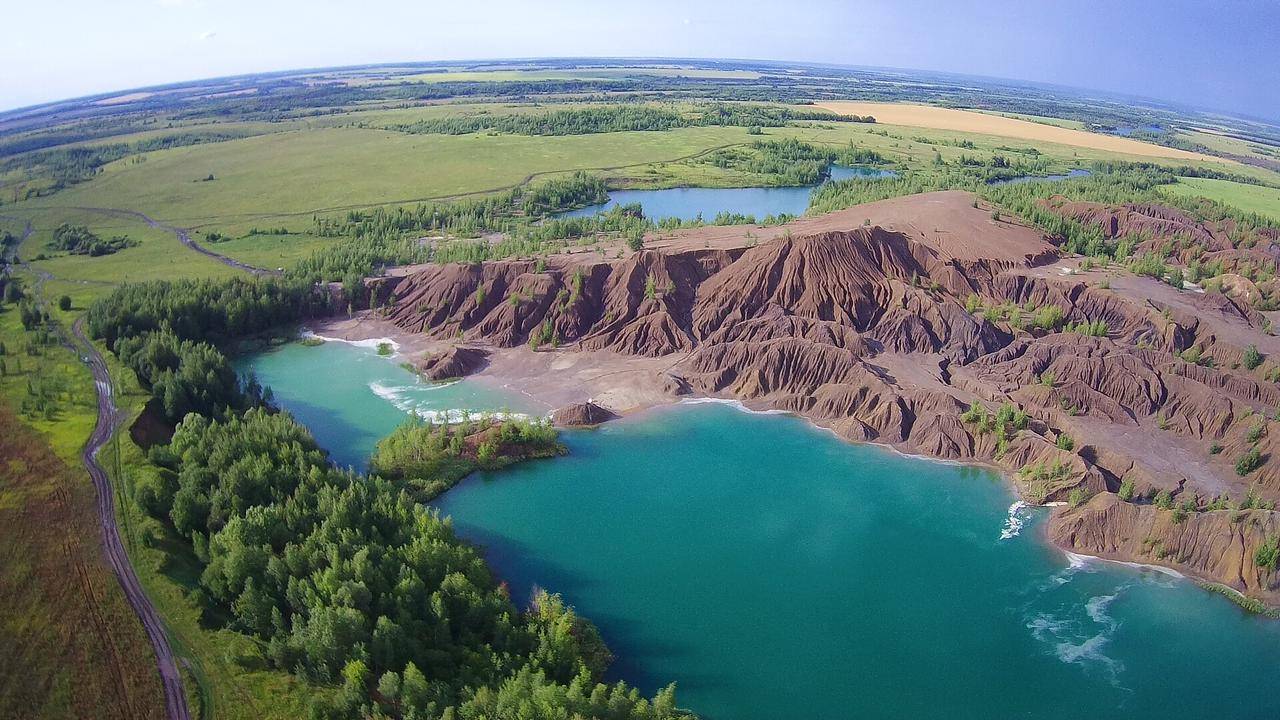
[87,276,692,720]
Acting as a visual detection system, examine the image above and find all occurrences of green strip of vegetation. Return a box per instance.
[388,103,872,137]
[86,275,695,719]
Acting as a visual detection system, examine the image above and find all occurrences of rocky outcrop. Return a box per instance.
[417,346,489,380]
[1046,197,1280,274]
[368,197,1280,606]
[551,402,618,427]
[1049,493,1280,605]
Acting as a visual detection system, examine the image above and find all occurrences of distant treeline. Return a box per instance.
[301,172,614,287]
[1,130,245,198]
[706,139,886,186]
[388,103,872,137]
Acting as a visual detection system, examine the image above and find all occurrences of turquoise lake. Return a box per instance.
[241,339,1280,720]
[558,165,896,222]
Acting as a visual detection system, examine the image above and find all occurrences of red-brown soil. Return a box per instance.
[355,190,1280,606]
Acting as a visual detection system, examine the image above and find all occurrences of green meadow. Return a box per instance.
[1161,177,1280,221]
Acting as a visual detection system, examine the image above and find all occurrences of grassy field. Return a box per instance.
[975,110,1088,131]
[1160,177,1280,221]
[11,206,240,289]
[0,282,165,720]
[8,100,1275,272]
[20,125,767,229]
[1177,129,1280,162]
[0,404,167,720]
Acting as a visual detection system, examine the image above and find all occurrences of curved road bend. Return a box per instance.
[65,206,279,276]
[72,316,192,720]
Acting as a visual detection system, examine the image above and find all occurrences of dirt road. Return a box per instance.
[65,206,279,276]
[71,316,192,720]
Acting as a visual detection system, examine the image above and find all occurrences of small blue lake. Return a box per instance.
[1112,124,1164,137]
[558,165,896,223]
[988,168,1092,186]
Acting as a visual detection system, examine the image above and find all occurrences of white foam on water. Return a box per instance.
[1063,551,1092,569]
[1026,612,1068,643]
[301,329,400,353]
[369,381,416,413]
[1000,500,1028,540]
[369,381,530,424]
[1026,583,1132,686]
[677,397,789,415]
[1061,550,1184,579]
[1085,591,1121,631]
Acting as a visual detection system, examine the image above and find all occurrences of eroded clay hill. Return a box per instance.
[366,191,1280,604]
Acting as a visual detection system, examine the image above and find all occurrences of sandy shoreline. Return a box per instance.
[302,313,1277,608]
[309,312,694,416]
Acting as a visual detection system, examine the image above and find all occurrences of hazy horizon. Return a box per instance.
[3,0,1277,122]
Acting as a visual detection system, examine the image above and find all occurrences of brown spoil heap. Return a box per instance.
[551,402,619,427]
[366,191,1280,605]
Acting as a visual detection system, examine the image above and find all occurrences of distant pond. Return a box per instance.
[557,165,896,223]
[988,168,1092,186]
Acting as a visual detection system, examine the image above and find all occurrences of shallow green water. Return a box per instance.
[235,337,537,469]
[242,341,1280,720]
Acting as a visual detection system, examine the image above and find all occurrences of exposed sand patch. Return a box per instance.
[472,347,683,414]
[309,312,682,415]
[816,101,1219,162]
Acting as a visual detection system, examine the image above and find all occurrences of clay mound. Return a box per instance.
[651,190,1058,265]
[1050,494,1280,604]
[551,402,618,427]
[1046,198,1280,272]
[357,189,1280,603]
[418,346,489,380]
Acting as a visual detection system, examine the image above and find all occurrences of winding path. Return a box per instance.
[3,217,193,720]
[71,316,192,720]
[63,206,279,276]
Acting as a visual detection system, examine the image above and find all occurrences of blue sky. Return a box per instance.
[3,0,1277,121]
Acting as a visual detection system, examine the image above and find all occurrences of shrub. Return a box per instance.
[1154,489,1173,509]
[1209,442,1223,455]
[961,400,987,424]
[1233,445,1264,474]
[1056,433,1075,451]
[1247,422,1267,444]
[1033,305,1065,331]
[1236,447,1264,476]
[1068,487,1090,507]
[1117,476,1136,500]
[1244,344,1264,370]
[1256,536,1280,570]
[58,295,72,311]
